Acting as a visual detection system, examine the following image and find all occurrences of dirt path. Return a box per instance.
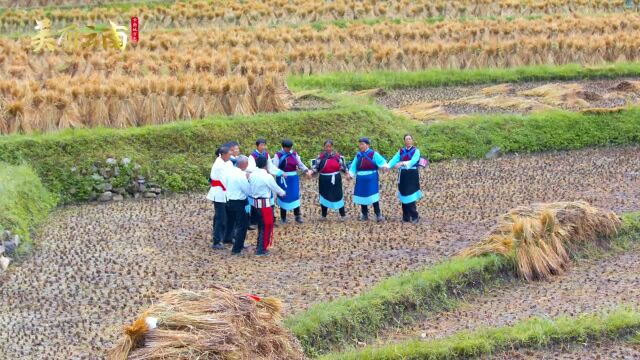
[0,146,638,359]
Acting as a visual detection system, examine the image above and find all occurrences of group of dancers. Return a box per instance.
[207,134,425,256]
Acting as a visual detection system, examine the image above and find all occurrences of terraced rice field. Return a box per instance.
[0,146,638,359]
[379,242,640,344]
[486,341,640,359]
[377,78,640,121]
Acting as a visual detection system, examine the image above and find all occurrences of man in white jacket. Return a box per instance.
[249,156,286,256]
[207,145,231,249]
[226,156,252,254]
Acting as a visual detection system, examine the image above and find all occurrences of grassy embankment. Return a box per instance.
[0,163,57,255]
[286,212,640,357]
[321,308,640,360]
[1,97,639,204]
[288,62,640,91]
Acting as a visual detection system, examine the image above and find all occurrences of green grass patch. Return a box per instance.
[0,163,57,255]
[284,255,511,357]
[288,62,640,91]
[288,213,640,357]
[321,308,640,360]
[419,107,640,162]
[0,104,407,204]
[2,101,640,204]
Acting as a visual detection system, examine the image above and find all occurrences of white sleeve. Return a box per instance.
[296,153,309,172]
[267,175,286,197]
[239,175,251,196]
[209,161,216,180]
[246,156,256,173]
[268,154,283,176]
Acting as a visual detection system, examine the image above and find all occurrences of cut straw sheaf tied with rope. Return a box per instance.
[0,74,290,134]
[458,201,622,281]
[107,286,305,360]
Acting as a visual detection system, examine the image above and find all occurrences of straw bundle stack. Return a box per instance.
[458,201,622,281]
[107,286,305,360]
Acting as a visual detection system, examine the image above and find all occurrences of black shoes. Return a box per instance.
[211,243,224,250]
[295,216,304,224]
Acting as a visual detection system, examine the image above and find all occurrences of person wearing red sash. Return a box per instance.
[246,138,282,229]
[206,145,231,249]
[249,156,286,256]
[309,139,347,220]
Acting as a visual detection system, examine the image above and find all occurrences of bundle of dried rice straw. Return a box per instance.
[107,285,305,360]
[458,201,622,281]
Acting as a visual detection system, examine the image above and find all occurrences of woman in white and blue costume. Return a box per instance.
[272,139,312,224]
[388,134,422,223]
[348,137,389,222]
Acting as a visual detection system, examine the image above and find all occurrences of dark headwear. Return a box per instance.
[358,137,370,145]
[217,146,230,156]
[256,138,267,147]
[324,139,333,146]
[255,156,268,169]
[282,139,294,148]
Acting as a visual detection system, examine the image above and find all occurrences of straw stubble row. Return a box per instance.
[1,0,635,32]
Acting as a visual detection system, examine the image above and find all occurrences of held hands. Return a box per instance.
[305,170,314,179]
[394,163,403,170]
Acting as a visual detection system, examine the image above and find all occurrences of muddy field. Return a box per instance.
[0,146,639,359]
[379,243,640,343]
[376,78,640,121]
[487,341,640,359]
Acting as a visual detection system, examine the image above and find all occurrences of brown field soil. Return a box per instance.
[376,78,640,121]
[0,146,639,359]
[484,341,640,359]
[377,243,640,344]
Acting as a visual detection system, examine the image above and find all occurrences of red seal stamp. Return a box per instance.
[131,17,139,43]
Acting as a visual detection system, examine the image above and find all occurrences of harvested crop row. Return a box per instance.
[376,225,640,347]
[4,13,640,78]
[1,0,635,32]
[377,78,640,120]
[0,73,289,134]
[0,146,638,359]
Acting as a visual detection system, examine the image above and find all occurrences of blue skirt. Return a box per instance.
[276,173,300,210]
[353,171,380,205]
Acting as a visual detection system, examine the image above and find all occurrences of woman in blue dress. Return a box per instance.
[388,134,422,223]
[272,139,312,224]
[348,137,389,222]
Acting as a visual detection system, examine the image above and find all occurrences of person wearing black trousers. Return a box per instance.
[388,134,423,223]
[225,156,251,254]
[206,145,231,249]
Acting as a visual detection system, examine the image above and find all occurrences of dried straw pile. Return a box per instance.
[107,286,305,360]
[458,201,622,281]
